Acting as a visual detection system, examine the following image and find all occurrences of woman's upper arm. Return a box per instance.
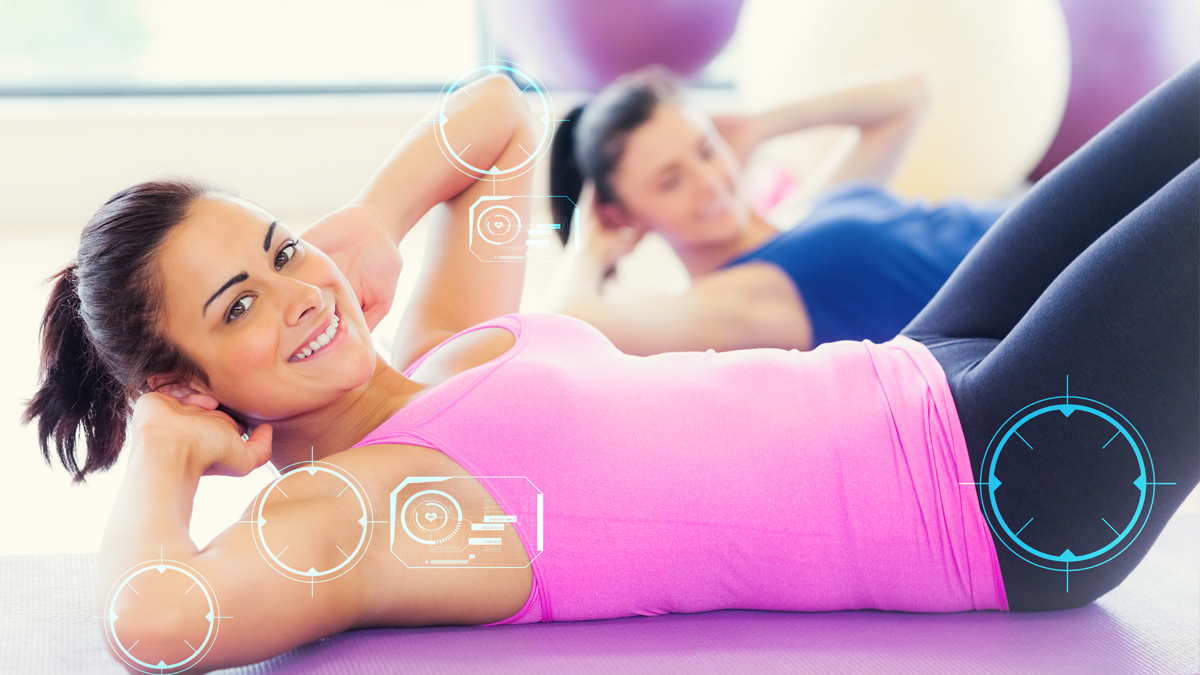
[387,79,539,363]
[563,263,812,355]
[107,502,366,672]
[808,73,931,191]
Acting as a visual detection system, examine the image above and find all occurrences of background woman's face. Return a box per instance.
[608,103,748,247]
[156,195,377,421]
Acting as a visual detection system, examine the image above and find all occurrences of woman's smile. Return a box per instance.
[697,197,732,220]
[288,304,346,362]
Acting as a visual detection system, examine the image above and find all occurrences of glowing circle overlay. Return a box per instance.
[981,395,1155,572]
[102,559,218,674]
[401,489,463,545]
[252,461,373,582]
[414,500,450,532]
[475,205,523,245]
[434,60,554,180]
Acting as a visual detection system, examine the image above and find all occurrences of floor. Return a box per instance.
[2,512,1195,674]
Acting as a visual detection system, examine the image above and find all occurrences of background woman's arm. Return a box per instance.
[713,67,930,190]
[555,186,811,355]
[560,262,812,355]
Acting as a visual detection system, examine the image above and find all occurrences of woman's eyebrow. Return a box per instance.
[201,222,279,317]
[652,159,681,181]
[203,272,249,317]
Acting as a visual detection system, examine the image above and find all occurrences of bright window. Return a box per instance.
[0,0,737,94]
[0,0,482,93]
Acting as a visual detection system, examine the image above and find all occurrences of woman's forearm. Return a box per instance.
[746,68,929,148]
[558,247,611,306]
[96,435,204,653]
[352,75,532,245]
[98,434,201,583]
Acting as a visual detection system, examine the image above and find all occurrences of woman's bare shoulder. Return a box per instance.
[695,260,796,297]
[403,325,517,383]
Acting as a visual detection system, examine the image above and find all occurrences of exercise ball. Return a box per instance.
[1029,0,1200,180]
[736,0,1070,201]
[481,0,744,91]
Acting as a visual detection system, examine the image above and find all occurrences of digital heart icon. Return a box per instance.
[425,512,437,522]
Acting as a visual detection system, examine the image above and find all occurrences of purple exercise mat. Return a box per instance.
[2,513,1196,674]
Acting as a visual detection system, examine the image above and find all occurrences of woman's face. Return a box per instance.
[155,195,377,421]
[607,103,748,247]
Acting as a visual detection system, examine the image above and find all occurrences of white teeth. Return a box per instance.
[292,314,340,361]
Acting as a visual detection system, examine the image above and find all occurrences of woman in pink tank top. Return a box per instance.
[24,65,1198,672]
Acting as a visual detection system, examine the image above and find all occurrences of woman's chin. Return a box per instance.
[689,218,744,246]
[230,347,377,421]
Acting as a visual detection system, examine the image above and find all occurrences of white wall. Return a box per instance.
[0,94,440,232]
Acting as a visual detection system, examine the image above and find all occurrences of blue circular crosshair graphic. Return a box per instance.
[978,385,1159,580]
[434,59,554,181]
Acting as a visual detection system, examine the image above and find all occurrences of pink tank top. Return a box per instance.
[351,313,1008,623]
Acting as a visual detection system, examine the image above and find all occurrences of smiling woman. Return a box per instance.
[23,72,539,671]
[152,194,378,425]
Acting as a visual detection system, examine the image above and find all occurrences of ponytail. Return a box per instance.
[23,264,129,482]
[548,67,683,248]
[22,178,215,482]
[549,104,587,246]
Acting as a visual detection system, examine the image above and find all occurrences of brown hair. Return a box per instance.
[23,179,216,481]
[548,65,683,245]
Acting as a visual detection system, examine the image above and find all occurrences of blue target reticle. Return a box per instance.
[433,59,554,180]
[977,378,1171,590]
[102,558,220,674]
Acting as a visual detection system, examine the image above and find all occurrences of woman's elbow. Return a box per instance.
[906,71,932,115]
[101,590,219,673]
[474,74,535,124]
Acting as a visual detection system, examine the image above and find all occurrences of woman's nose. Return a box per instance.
[694,162,722,200]
[281,277,323,327]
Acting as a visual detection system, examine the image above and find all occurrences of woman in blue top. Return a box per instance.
[550,66,1008,353]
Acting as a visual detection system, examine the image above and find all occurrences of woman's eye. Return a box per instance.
[699,142,715,160]
[227,295,255,322]
[660,175,681,191]
[275,241,298,270]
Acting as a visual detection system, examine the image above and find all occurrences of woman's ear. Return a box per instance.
[596,202,652,238]
[596,202,630,230]
[146,375,220,411]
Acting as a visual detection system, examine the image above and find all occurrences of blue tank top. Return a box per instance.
[722,181,1007,346]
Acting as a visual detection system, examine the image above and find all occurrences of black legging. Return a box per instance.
[902,61,1199,611]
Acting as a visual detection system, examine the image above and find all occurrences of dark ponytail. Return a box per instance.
[23,265,127,481]
[548,66,683,246]
[549,105,587,246]
[23,179,215,482]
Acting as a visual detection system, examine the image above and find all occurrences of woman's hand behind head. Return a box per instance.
[132,391,273,478]
[711,114,757,166]
[301,204,402,332]
[578,182,646,278]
